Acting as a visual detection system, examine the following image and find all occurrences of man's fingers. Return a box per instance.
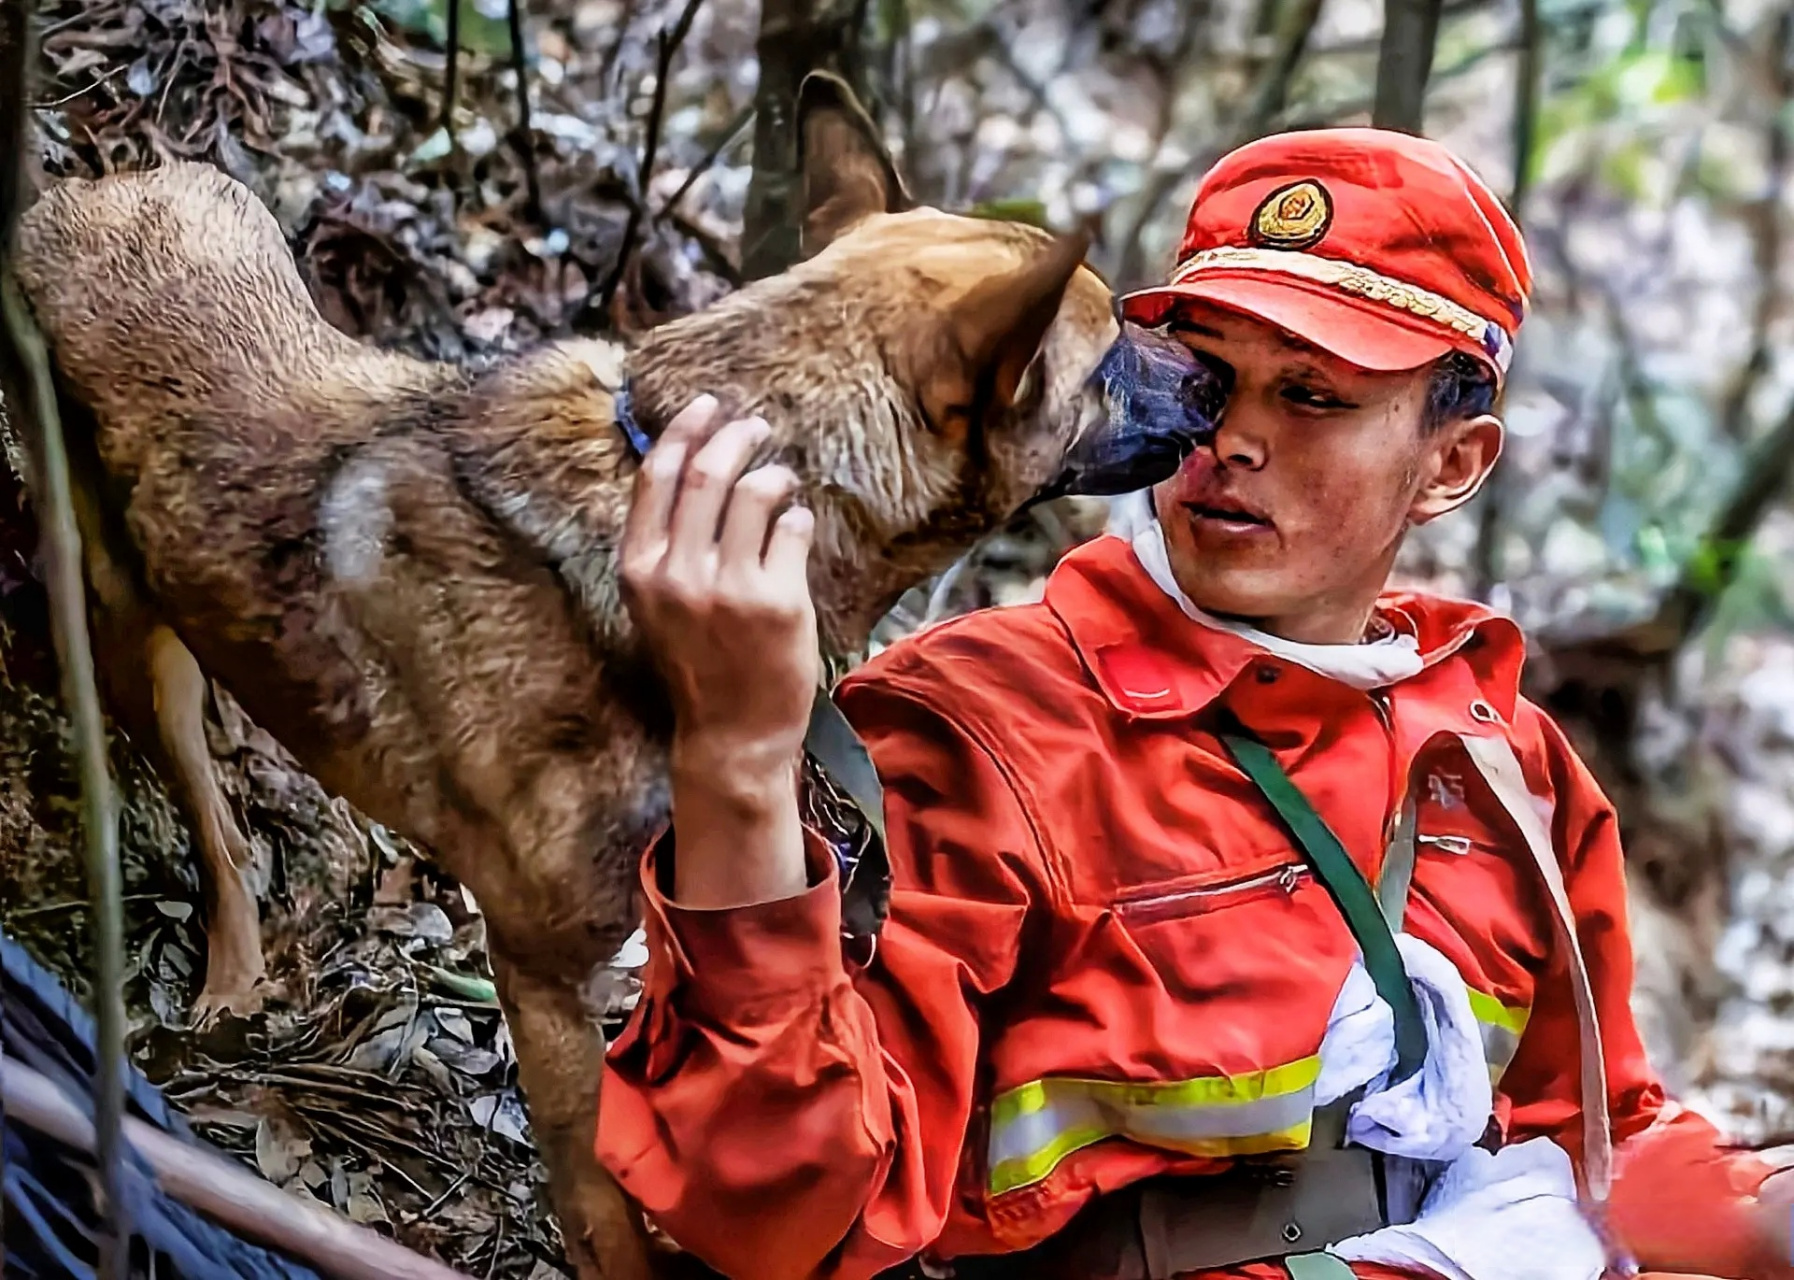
[622,440,687,573]
[718,465,800,571]
[763,504,816,580]
[621,395,718,571]
[656,393,722,453]
[667,416,772,572]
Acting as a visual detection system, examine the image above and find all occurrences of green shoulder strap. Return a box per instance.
[1217,720,1427,1085]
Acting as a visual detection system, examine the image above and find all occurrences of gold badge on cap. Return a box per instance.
[1250,180,1332,250]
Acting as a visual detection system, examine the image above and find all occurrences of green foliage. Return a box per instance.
[968,197,1053,229]
[332,0,515,58]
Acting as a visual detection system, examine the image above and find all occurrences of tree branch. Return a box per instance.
[653,102,754,223]
[1717,2,1792,443]
[1373,0,1444,132]
[506,0,542,223]
[740,0,867,280]
[592,0,706,320]
[1509,0,1542,219]
[0,8,128,1277]
[3,1056,476,1280]
[1114,0,1325,288]
[1474,0,1544,599]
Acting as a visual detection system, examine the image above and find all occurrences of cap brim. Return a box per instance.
[1121,272,1475,375]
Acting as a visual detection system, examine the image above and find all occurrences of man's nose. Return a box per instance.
[1211,401,1268,470]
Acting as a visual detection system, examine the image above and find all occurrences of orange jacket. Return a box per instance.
[597,535,1768,1280]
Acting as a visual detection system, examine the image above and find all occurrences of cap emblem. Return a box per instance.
[1250,180,1332,250]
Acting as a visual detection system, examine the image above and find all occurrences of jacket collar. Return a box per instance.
[1042,535,1526,721]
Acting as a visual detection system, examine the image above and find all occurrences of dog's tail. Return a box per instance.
[12,162,438,479]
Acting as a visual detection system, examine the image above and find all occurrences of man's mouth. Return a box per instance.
[1182,500,1275,533]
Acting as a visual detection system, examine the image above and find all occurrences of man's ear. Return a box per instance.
[798,71,910,257]
[921,231,1092,437]
[1411,413,1503,525]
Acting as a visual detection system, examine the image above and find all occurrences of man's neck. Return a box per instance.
[1221,600,1382,646]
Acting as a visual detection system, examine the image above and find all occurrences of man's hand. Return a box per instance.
[621,394,818,907]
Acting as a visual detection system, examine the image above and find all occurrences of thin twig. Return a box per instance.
[1114,0,1326,287]
[6,892,162,920]
[0,9,129,1279]
[666,207,743,285]
[506,0,542,223]
[593,0,707,318]
[652,102,754,222]
[441,0,462,139]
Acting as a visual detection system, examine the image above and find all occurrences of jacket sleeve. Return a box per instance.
[595,677,1050,1280]
[1506,709,1778,1276]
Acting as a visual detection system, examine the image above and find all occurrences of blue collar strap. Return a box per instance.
[613,383,655,459]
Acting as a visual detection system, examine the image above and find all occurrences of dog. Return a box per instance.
[12,73,1135,1278]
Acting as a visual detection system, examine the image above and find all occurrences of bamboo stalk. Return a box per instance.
[3,1055,478,1280]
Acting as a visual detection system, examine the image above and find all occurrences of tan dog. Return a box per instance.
[13,76,1119,1279]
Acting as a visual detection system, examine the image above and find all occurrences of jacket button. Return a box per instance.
[1469,699,1500,724]
[1282,1222,1302,1243]
[1256,664,1281,684]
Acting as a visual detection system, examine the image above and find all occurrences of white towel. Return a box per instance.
[1315,934,1492,1162]
[1330,1139,1606,1280]
[1313,937,1604,1280]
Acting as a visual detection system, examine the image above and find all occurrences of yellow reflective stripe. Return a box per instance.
[986,1057,1320,1197]
[1468,989,1531,1083]
[989,1055,1321,1126]
[1467,989,1530,1037]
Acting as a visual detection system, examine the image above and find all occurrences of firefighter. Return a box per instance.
[598,127,1794,1280]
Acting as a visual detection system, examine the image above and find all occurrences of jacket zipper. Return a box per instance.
[1114,864,1309,926]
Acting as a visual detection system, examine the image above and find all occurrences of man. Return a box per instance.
[597,128,1792,1280]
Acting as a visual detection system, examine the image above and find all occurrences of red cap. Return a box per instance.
[1121,128,1531,382]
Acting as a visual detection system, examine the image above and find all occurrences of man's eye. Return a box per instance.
[1283,384,1350,410]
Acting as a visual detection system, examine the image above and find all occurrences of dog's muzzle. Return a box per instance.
[1035,321,1229,502]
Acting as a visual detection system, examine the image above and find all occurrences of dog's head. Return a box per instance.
[630,75,1215,648]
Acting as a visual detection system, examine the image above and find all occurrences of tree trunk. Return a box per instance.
[740,0,869,281]
[1372,0,1443,133]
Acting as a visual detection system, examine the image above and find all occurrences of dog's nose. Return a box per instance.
[1035,324,1225,501]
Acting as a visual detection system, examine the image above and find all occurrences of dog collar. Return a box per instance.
[613,382,655,459]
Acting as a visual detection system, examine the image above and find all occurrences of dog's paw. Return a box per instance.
[191,975,267,1025]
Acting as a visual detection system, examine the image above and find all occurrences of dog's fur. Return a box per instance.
[13,78,1119,1278]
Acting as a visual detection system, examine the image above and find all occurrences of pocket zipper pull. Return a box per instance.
[1418,834,1472,856]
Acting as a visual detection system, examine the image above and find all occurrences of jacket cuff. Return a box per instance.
[639,830,848,1020]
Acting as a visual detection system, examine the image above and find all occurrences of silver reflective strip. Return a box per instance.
[1480,1019,1522,1083]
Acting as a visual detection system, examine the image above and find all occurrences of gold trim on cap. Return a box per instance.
[1169,246,1513,372]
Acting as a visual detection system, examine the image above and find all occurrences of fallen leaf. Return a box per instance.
[255,1116,311,1184]
[375,857,418,905]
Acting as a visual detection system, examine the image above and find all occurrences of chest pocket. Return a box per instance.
[1405,763,1546,1083]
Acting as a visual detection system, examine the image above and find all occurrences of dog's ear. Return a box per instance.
[922,231,1092,436]
[799,70,910,257]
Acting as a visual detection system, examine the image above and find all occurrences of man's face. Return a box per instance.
[1151,301,1500,641]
